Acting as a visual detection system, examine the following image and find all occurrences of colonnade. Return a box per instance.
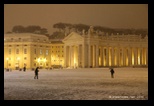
[64,44,148,68]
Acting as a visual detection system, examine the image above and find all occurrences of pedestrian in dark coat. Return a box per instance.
[34,67,39,79]
[110,68,115,78]
[23,66,26,72]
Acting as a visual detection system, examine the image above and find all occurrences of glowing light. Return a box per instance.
[43,58,46,62]
[37,58,40,62]
[138,57,140,65]
[17,57,20,60]
[6,58,9,60]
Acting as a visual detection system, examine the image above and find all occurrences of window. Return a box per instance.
[16,49,19,54]
[40,49,42,54]
[34,49,37,54]
[9,63,11,66]
[24,48,27,54]
[24,57,27,60]
[46,50,48,55]
[9,49,11,54]
[34,63,36,66]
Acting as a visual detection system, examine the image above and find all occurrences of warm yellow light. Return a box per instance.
[17,57,20,60]
[37,58,40,62]
[6,58,8,60]
[43,58,46,62]
[138,57,140,65]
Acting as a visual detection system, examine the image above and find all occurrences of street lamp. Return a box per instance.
[6,58,8,69]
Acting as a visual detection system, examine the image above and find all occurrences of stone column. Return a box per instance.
[140,47,143,65]
[100,46,103,66]
[92,45,95,67]
[146,48,148,66]
[134,47,137,66]
[102,47,105,66]
[117,48,119,67]
[128,47,132,66]
[111,47,114,66]
[78,45,80,67]
[88,45,91,67]
[96,45,99,67]
[82,44,85,68]
[123,48,126,66]
[64,45,67,68]
[106,47,109,66]
[122,48,124,66]
[143,48,146,65]
[70,46,72,68]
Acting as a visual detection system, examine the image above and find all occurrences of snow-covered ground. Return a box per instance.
[4,68,148,100]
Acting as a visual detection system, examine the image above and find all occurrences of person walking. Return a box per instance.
[110,68,115,78]
[34,67,39,79]
[23,66,26,72]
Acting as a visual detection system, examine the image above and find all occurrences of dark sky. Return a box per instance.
[4,4,148,34]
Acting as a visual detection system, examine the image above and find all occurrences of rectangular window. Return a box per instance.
[40,49,42,54]
[24,57,27,60]
[34,49,36,54]
[46,50,48,55]
[24,48,27,54]
[16,49,19,54]
[9,49,11,54]
[9,63,11,66]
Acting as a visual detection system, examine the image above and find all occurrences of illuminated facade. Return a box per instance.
[4,33,63,70]
[63,26,148,68]
[4,27,148,70]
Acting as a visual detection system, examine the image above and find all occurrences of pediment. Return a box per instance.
[63,32,83,42]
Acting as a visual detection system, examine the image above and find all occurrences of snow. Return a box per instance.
[4,68,148,100]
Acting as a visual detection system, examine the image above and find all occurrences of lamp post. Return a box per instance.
[6,58,8,69]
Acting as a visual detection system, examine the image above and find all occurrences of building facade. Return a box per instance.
[4,27,148,70]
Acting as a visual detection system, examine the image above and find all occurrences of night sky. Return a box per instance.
[4,4,148,34]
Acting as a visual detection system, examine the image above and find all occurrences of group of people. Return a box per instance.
[33,67,114,79]
[21,66,39,79]
[20,67,114,79]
